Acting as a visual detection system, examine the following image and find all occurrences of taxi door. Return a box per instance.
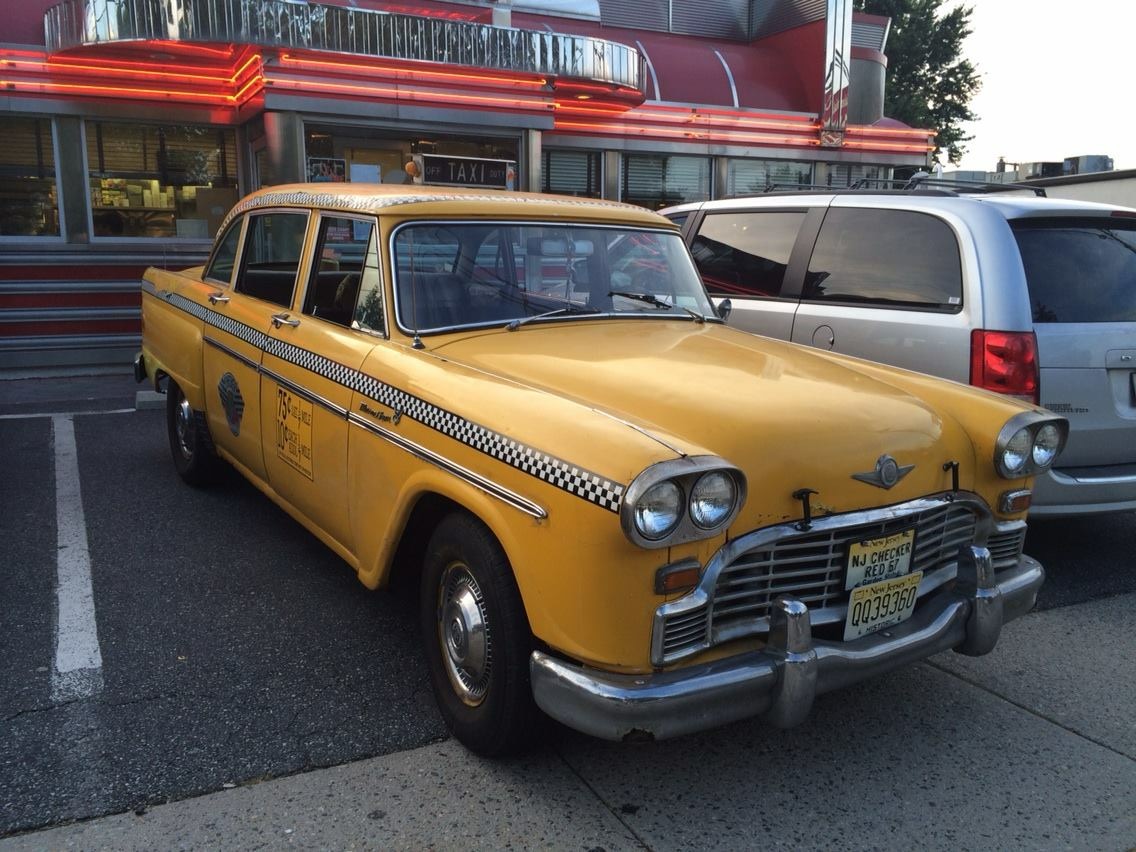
[258,213,381,555]
[199,210,310,482]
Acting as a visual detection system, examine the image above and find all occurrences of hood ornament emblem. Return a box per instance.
[852,455,914,490]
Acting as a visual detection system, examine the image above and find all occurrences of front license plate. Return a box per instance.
[845,528,915,590]
[844,571,923,641]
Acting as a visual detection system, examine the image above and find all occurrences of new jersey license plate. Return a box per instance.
[845,528,915,591]
[844,571,923,641]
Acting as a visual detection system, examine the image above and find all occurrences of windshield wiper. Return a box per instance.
[506,303,602,331]
[608,290,673,309]
[608,291,708,323]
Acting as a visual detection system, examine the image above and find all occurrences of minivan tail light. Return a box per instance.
[970,329,1039,404]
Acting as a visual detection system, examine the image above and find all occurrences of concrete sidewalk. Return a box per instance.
[4,593,1134,851]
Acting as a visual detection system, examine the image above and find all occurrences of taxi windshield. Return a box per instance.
[392,222,717,332]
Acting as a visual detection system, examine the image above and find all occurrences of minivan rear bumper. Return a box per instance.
[1029,465,1136,516]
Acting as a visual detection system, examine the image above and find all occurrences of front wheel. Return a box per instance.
[420,512,540,756]
[166,379,221,486]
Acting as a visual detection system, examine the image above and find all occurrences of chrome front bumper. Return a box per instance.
[530,546,1043,742]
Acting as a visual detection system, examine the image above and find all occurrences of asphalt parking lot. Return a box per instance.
[1,373,1134,850]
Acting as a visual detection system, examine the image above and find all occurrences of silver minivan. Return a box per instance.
[663,189,1136,517]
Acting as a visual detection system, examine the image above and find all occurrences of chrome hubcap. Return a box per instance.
[175,396,195,460]
[438,564,491,706]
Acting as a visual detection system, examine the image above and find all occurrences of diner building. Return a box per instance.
[0,0,933,372]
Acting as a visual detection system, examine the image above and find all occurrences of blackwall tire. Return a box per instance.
[420,511,540,756]
[166,379,220,486]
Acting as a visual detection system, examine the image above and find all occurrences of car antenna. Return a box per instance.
[408,231,424,349]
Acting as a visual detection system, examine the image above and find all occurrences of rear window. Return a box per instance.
[1012,218,1136,323]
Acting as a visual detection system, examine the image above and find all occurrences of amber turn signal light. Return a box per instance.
[999,489,1032,514]
[654,559,702,595]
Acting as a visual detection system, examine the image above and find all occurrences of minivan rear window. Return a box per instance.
[1012,218,1136,323]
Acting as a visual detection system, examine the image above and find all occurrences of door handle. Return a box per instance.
[208,291,230,305]
[271,312,301,329]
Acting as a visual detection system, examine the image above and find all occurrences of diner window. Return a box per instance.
[726,159,812,195]
[622,154,710,210]
[85,121,238,239]
[542,150,601,197]
[824,163,892,188]
[0,117,60,237]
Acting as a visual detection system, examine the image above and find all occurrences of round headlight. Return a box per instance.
[634,480,683,540]
[1001,427,1032,474]
[690,471,737,529]
[1032,423,1062,469]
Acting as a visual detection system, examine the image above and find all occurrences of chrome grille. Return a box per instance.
[711,501,977,635]
[660,607,710,661]
[987,522,1027,571]
[655,497,989,664]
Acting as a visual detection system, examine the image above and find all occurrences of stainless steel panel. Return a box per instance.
[821,0,851,136]
[45,0,643,93]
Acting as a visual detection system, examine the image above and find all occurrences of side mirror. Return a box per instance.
[717,298,732,322]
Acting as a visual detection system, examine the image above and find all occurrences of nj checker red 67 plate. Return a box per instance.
[843,528,920,641]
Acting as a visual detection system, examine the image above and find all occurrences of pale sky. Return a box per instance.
[946,0,1134,173]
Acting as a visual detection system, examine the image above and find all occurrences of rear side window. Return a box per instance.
[204,219,242,285]
[1012,218,1136,322]
[803,208,963,311]
[690,211,805,298]
[234,212,309,309]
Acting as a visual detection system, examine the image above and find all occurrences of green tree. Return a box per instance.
[855,0,981,164]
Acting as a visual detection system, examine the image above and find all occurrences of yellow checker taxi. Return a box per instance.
[136,184,1067,755]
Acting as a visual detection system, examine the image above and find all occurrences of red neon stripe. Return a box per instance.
[1,318,140,336]
[0,293,141,309]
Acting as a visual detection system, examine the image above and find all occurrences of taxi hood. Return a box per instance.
[430,320,982,515]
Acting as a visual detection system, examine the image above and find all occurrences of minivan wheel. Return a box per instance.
[420,512,539,756]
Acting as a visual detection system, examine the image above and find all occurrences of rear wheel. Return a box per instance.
[166,379,220,486]
[420,512,540,756]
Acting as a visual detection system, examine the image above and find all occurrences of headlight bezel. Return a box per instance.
[994,410,1069,479]
[621,456,747,549]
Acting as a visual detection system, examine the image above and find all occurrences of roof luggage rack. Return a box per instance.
[854,175,1048,197]
[723,175,1048,201]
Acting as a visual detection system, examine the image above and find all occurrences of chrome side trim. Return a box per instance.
[260,364,348,419]
[348,412,548,520]
[204,335,259,371]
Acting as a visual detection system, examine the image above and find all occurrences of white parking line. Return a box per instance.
[0,408,136,421]
[51,415,104,702]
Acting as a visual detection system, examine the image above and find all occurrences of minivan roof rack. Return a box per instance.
[863,175,1048,197]
[745,183,956,198]
[729,176,1048,200]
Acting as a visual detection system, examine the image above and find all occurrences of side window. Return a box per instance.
[690,211,805,298]
[302,215,374,329]
[204,219,243,286]
[352,228,385,335]
[803,209,963,311]
[234,211,309,308]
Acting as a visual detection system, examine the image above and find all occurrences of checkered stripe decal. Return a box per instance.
[152,290,627,513]
[353,376,625,512]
